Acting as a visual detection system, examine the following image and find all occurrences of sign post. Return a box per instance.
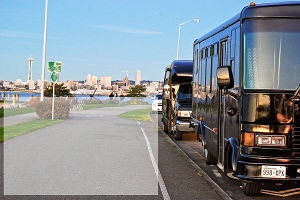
[48,61,62,120]
[52,83,55,120]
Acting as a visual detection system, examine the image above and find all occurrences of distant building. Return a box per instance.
[86,74,92,86]
[28,80,35,90]
[100,76,112,88]
[135,70,141,85]
[36,80,42,87]
[15,79,23,84]
[123,76,129,86]
[92,75,98,86]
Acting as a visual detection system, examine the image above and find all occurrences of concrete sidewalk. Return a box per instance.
[1,112,39,127]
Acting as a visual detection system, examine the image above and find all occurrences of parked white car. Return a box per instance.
[152,93,162,113]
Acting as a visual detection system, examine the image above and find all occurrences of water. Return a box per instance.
[0,91,153,104]
[0,91,40,102]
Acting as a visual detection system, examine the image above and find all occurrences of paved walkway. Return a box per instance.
[2,106,231,199]
[1,112,39,127]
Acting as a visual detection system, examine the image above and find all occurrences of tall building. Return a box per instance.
[135,69,141,85]
[92,75,98,85]
[100,76,112,88]
[86,74,92,86]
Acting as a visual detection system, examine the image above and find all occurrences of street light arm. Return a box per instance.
[176,19,200,60]
[180,19,200,26]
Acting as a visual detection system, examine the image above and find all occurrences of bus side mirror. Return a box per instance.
[217,66,234,90]
[163,85,170,99]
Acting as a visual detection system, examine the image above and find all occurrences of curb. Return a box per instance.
[160,129,233,200]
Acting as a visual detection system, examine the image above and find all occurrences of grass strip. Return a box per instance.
[118,108,152,122]
[82,103,122,110]
[0,119,62,142]
[0,107,35,118]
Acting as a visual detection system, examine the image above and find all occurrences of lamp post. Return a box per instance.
[28,57,34,82]
[41,0,48,101]
[176,19,200,60]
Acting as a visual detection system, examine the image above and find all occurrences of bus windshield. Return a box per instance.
[243,19,300,90]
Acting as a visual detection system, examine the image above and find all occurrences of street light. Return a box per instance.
[41,0,49,101]
[176,19,200,60]
[28,57,34,82]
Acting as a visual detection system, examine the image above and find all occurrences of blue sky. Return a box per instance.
[0,0,286,82]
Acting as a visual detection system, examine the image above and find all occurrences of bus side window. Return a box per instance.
[212,43,219,92]
[234,28,240,88]
[220,40,228,66]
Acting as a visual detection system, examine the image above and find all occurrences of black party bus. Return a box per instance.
[190,2,300,196]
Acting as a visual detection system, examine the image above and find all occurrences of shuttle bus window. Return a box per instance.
[206,51,212,93]
[220,40,228,66]
[212,54,218,92]
[211,43,219,92]
[197,47,202,91]
[234,28,240,88]
[210,45,214,57]
[243,19,300,90]
[193,46,199,76]
[201,48,206,92]
[164,69,170,85]
[230,29,236,60]
[214,43,218,55]
[230,29,236,88]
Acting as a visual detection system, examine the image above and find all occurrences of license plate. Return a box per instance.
[261,165,286,178]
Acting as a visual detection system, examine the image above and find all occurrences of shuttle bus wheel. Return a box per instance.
[242,180,261,196]
[163,122,169,134]
[204,148,217,165]
[175,129,183,140]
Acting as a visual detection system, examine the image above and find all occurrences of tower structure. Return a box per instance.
[28,57,34,82]
[135,69,141,85]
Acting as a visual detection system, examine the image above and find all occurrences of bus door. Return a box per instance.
[218,39,228,170]
[193,44,200,121]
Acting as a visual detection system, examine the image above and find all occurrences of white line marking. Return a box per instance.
[137,121,141,125]
[141,127,171,200]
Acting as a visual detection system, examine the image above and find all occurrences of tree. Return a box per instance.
[126,85,146,97]
[44,83,72,97]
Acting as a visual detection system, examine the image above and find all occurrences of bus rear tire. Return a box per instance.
[204,148,217,165]
[175,129,183,140]
[242,180,261,196]
[163,122,169,134]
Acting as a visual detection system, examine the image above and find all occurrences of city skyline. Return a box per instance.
[0,68,151,83]
[1,0,285,82]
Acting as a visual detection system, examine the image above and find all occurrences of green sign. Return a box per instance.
[51,72,59,82]
[55,62,62,72]
[48,61,62,72]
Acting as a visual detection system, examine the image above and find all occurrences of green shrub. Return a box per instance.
[32,97,70,119]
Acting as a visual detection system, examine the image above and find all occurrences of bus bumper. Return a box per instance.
[237,157,300,182]
[176,119,194,132]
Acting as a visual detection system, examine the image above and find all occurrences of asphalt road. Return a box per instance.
[2,105,228,199]
[157,114,300,200]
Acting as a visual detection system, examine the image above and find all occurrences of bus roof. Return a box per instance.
[167,60,193,84]
[194,2,300,45]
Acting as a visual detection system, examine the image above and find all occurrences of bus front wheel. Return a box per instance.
[204,148,217,165]
[242,180,261,196]
[163,122,169,133]
[175,129,183,140]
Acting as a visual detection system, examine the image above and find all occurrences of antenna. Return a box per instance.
[121,70,129,78]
